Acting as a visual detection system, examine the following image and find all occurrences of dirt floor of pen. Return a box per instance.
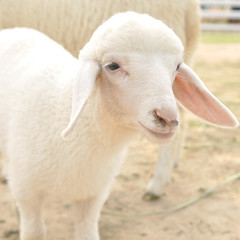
[1,35,240,240]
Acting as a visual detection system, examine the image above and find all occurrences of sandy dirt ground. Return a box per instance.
[0,43,240,240]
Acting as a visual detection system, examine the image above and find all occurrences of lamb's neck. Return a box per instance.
[80,86,138,151]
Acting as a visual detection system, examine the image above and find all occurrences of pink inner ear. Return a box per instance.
[173,64,239,128]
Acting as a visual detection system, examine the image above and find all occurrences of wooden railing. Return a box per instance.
[201,0,240,31]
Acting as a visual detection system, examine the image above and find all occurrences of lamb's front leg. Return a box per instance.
[74,197,104,240]
[144,143,173,199]
[17,198,46,240]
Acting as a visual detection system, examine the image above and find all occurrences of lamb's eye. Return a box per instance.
[176,63,181,71]
[106,62,120,71]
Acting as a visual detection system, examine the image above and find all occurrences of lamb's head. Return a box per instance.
[62,12,239,143]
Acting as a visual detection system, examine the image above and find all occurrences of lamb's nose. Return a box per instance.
[154,109,179,127]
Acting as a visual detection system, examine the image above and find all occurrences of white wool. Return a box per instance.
[0,0,201,65]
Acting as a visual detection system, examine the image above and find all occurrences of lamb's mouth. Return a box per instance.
[138,122,175,140]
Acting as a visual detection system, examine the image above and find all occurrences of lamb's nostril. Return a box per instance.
[172,120,179,127]
[158,117,167,127]
[154,109,178,127]
[154,109,167,127]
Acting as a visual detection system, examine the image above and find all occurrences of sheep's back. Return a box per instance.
[0,0,200,63]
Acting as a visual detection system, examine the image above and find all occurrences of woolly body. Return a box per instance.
[0,28,134,201]
[0,0,200,64]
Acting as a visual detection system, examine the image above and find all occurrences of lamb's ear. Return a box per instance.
[61,58,100,139]
[173,63,239,128]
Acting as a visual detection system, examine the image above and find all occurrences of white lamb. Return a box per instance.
[0,0,201,197]
[0,12,238,240]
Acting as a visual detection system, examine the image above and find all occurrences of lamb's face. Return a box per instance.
[99,52,182,144]
[94,14,184,144]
